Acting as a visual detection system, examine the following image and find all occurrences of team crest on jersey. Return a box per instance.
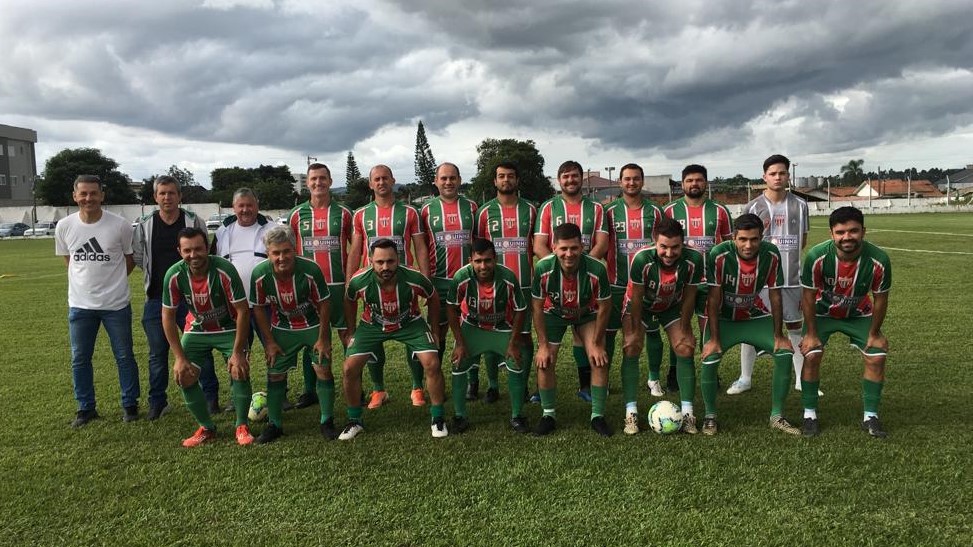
[193,293,208,306]
[691,218,701,229]
[740,272,756,287]
[504,217,516,228]
[380,217,390,228]
[629,219,642,229]
[315,219,327,229]
[773,215,785,227]
[281,292,295,305]
[563,289,577,303]
[568,214,580,225]
[381,301,397,314]
[447,213,458,224]
[838,276,853,289]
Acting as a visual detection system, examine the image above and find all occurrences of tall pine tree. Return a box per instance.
[414,120,437,196]
[345,150,371,209]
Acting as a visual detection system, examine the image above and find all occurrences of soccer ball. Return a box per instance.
[248,391,268,422]
[647,401,683,434]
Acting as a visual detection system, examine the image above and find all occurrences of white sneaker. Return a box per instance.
[726,379,751,395]
[338,422,364,441]
[431,418,449,438]
[623,412,639,435]
[647,380,665,397]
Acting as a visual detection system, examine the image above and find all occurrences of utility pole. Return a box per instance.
[307,155,317,166]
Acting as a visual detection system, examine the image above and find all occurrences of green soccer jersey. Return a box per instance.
[801,240,892,319]
[162,255,247,333]
[288,200,353,285]
[535,195,608,252]
[628,247,705,313]
[421,195,478,281]
[706,240,783,321]
[352,200,422,268]
[605,198,664,287]
[250,256,331,331]
[346,266,436,333]
[664,197,733,255]
[531,253,611,320]
[448,263,526,332]
[475,197,536,288]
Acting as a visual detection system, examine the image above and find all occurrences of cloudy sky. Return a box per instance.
[2,0,972,187]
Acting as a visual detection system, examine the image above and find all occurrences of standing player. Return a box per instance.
[730,154,812,396]
[532,223,612,437]
[474,162,536,404]
[699,214,801,436]
[346,165,431,408]
[339,239,447,439]
[447,238,529,433]
[162,227,253,447]
[799,207,891,438]
[534,160,610,401]
[288,163,353,410]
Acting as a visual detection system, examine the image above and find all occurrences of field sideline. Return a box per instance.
[1,212,971,546]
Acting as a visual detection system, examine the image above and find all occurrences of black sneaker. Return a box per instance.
[590,416,614,437]
[484,387,500,404]
[146,403,170,421]
[122,405,139,422]
[451,416,470,434]
[861,416,888,439]
[207,399,222,415]
[466,381,480,401]
[510,415,530,434]
[255,424,283,444]
[666,366,679,392]
[294,392,318,409]
[802,417,820,437]
[320,418,339,440]
[71,409,100,428]
[534,415,557,436]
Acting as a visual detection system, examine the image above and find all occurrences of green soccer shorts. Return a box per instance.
[701,316,793,365]
[433,277,453,326]
[182,331,237,370]
[805,316,887,357]
[543,312,596,345]
[269,326,328,375]
[347,318,438,361]
[608,285,625,332]
[326,283,347,330]
[641,304,681,333]
[695,285,709,317]
[452,321,522,373]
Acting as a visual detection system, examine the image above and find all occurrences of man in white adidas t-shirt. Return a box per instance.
[55,174,141,427]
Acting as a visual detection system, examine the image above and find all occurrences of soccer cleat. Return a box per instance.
[255,424,283,444]
[320,418,339,440]
[681,413,698,434]
[510,416,530,434]
[207,399,222,415]
[484,387,500,404]
[623,412,639,435]
[182,426,216,448]
[702,416,718,436]
[451,416,470,434]
[431,417,449,438]
[466,381,480,401]
[726,379,752,395]
[528,391,541,404]
[590,416,614,437]
[769,415,801,436]
[235,424,255,446]
[367,390,389,410]
[71,409,100,428]
[576,388,592,402]
[665,366,679,392]
[146,403,171,421]
[338,421,364,441]
[861,416,888,439]
[410,388,427,407]
[294,392,318,409]
[802,417,820,438]
[534,415,557,436]
[122,405,140,422]
[647,380,665,397]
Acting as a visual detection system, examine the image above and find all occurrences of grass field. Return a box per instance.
[1,212,971,546]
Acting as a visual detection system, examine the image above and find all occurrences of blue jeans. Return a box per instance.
[68,305,141,411]
[141,298,218,408]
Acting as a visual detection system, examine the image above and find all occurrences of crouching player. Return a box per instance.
[339,238,448,439]
[699,214,801,436]
[250,226,336,443]
[447,238,530,434]
[162,227,253,447]
[623,217,704,434]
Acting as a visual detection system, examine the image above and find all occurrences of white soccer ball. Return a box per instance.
[248,391,268,422]
[647,401,683,434]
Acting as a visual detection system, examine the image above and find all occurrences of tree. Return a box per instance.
[414,120,437,195]
[37,148,138,206]
[840,159,865,187]
[139,165,202,204]
[344,150,371,210]
[209,164,296,209]
[469,138,552,203]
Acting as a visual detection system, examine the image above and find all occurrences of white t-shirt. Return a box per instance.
[214,222,269,301]
[55,210,134,310]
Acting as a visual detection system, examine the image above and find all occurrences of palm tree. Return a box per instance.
[840,159,865,187]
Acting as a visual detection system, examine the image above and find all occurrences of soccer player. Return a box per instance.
[474,162,537,404]
[534,160,609,401]
[623,217,703,434]
[604,163,664,395]
[250,226,335,443]
[699,214,801,436]
[799,207,891,438]
[447,238,530,433]
[346,165,431,409]
[339,238,447,439]
[162,227,254,447]
[288,163,353,410]
[55,175,140,427]
[663,164,732,391]
[730,154,812,396]
[532,223,612,437]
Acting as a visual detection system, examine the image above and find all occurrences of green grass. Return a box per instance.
[1,213,971,546]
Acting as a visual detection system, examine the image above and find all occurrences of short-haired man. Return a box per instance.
[250,226,335,443]
[162,227,253,447]
[55,175,140,427]
[699,214,801,436]
[623,217,703,434]
[532,223,612,436]
[799,207,891,438]
[339,238,447,439]
[730,154,812,396]
[447,238,530,433]
[346,165,431,408]
[534,160,610,401]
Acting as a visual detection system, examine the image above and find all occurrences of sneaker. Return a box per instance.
[666,366,679,392]
[590,416,614,437]
[338,421,364,441]
[431,417,449,438]
[411,388,427,407]
[71,409,100,428]
[769,415,801,436]
[294,392,318,409]
[726,379,752,395]
[466,381,479,401]
[255,424,283,444]
[647,380,665,397]
[534,415,557,436]
[576,388,592,402]
[802,417,819,438]
[484,387,500,404]
[122,405,139,422]
[702,416,718,436]
[509,415,530,434]
[235,424,255,446]
[528,391,541,404]
[682,413,698,435]
[623,412,639,435]
[320,418,338,440]
[182,426,216,448]
[146,403,170,421]
[861,416,888,439]
[451,416,470,434]
[367,390,389,410]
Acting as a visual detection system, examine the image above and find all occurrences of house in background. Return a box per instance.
[0,124,38,207]
[934,165,973,194]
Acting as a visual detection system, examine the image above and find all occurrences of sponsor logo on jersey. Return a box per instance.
[770,235,799,250]
[825,291,863,309]
[494,237,528,252]
[434,230,471,248]
[305,235,341,251]
[687,235,716,251]
[723,292,757,308]
[617,239,653,255]
[72,237,111,262]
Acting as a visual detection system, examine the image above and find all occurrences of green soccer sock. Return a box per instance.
[539,387,557,417]
[347,406,364,424]
[430,403,445,422]
[508,369,526,418]
[668,346,678,376]
[701,362,720,416]
[452,372,468,418]
[801,380,821,411]
[573,346,591,390]
[590,384,608,419]
[605,332,617,369]
[676,356,695,406]
[232,379,253,427]
[771,354,792,417]
[468,360,480,386]
[862,379,884,415]
[317,378,335,424]
[520,343,534,401]
[267,379,286,428]
[367,358,385,392]
[409,356,424,390]
[301,350,316,396]
[485,353,501,390]
[646,331,664,381]
[621,355,640,405]
[181,383,215,430]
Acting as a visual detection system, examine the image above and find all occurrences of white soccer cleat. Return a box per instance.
[338,422,364,441]
[647,380,665,397]
[431,418,449,438]
[726,379,751,395]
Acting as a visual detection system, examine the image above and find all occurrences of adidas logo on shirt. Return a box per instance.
[73,237,112,262]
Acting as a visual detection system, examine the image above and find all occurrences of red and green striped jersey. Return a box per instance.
[664,198,733,255]
[475,197,536,288]
[535,195,607,252]
[627,247,704,313]
[352,201,422,268]
[801,240,891,319]
[288,200,352,285]
[706,240,783,321]
[250,257,331,331]
[421,196,478,280]
[162,256,246,333]
[605,198,664,287]
[448,263,526,332]
[345,266,435,333]
[531,254,610,321]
